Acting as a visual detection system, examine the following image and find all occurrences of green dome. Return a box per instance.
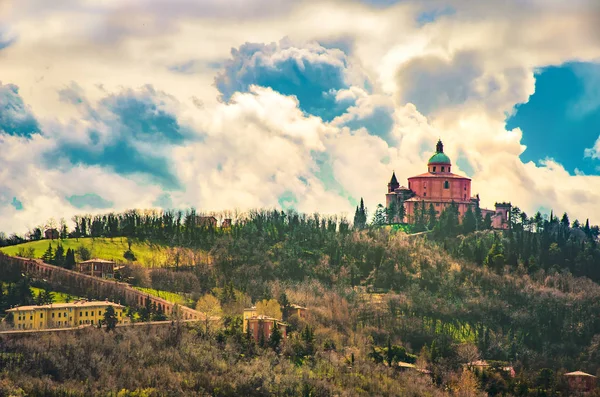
[428,152,451,164]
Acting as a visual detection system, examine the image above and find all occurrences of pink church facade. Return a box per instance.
[386,140,510,229]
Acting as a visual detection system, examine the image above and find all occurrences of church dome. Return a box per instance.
[427,139,451,165]
[428,152,451,165]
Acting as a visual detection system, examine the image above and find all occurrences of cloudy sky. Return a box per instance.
[1,0,600,234]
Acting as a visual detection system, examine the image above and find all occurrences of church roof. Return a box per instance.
[389,172,399,185]
[405,197,472,204]
[428,139,451,165]
[428,152,452,164]
[408,172,470,180]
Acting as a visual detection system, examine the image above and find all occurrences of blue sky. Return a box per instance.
[0,0,600,233]
[506,62,600,176]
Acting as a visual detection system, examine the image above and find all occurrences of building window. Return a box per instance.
[464,186,467,190]
[433,166,436,172]
[58,313,61,318]
[52,313,55,318]
[99,311,102,316]
[424,192,427,197]
[448,167,451,172]
[85,311,88,316]
[442,166,445,172]
[464,194,466,199]
[436,203,440,207]
[79,320,82,325]
[40,313,43,318]
[444,181,449,189]
[30,315,33,320]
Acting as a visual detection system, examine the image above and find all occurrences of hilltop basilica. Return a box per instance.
[386,140,510,229]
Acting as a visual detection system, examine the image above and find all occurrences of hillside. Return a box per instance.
[1,237,176,267]
[1,208,599,396]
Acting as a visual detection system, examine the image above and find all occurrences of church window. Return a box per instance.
[433,166,436,172]
[444,181,449,189]
[424,192,427,197]
[442,166,445,172]
[436,203,439,207]
[448,167,451,172]
[464,194,466,199]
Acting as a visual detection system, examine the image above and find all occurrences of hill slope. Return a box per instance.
[0,238,171,267]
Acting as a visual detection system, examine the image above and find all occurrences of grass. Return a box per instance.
[133,287,195,307]
[385,224,414,233]
[30,287,81,303]
[0,237,172,267]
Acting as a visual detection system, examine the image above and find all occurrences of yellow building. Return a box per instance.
[7,300,127,330]
[242,306,258,333]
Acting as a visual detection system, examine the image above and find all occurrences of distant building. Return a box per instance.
[246,315,287,343]
[242,306,258,333]
[44,228,59,240]
[7,300,127,330]
[289,304,308,319]
[195,216,217,228]
[564,371,597,393]
[386,140,510,229]
[221,219,232,228]
[76,258,116,279]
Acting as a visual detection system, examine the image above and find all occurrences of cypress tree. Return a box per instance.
[41,243,54,263]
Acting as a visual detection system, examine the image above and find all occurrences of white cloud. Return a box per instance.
[1,0,600,234]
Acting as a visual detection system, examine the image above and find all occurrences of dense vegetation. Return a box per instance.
[0,204,599,396]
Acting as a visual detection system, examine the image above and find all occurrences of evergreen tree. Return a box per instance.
[427,204,437,230]
[279,291,291,320]
[42,290,54,305]
[35,290,44,306]
[386,201,398,224]
[64,248,76,270]
[462,207,477,234]
[103,305,118,331]
[353,198,368,229]
[474,202,483,230]
[269,322,282,351]
[485,235,505,273]
[398,201,406,223]
[372,204,387,226]
[561,213,570,229]
[483,213,493,230]
[41,243,54,263]
[53,243,65,267]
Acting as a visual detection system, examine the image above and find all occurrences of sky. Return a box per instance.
[1,0,600,234]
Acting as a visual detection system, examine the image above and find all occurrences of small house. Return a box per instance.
[289,303,308,319]
[564,371,597,393]
[76,258,116,279]
[246,315,287,343]
[44,228,59,240]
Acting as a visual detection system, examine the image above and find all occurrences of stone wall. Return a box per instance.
[0,253,206,321]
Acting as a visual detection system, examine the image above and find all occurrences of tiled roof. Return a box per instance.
[408,172,470,180]
[7,301,124,312]
[564,371,596,377]
[404,197,472,204]
[79,258,115,264]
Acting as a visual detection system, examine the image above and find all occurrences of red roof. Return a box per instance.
[405,197,472,204]
[408,172,471,181]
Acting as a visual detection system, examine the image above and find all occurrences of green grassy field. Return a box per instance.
[30,287,81,304]
[0,237,171,267]
[133,287,195,307]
